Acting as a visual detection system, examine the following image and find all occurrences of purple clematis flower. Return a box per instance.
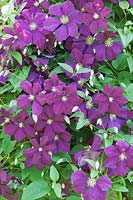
[17,80,43,116]
[83,0,111,34]
[44,1,83,41]
[71,170,112,200]
[23,136,56,169]
[39,105,66,138]
[20,9,49,50]
[3,21,26,50]
[17,0,50,12]
[4,111,34,142]
[93,84,128,116]
[36,73,66,105]
[0,170,19,200]
[52,84,82,115]
[50,130,72,153]
[95,31,123,61]
[104,140,133,176]
[70,25,95,65]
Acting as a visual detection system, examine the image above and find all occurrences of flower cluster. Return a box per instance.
[0,0,133,199]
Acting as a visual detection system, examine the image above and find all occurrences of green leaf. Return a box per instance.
[53,182,62,198]
[118,29,133,48]
[52,152,72,163]
[77,68,91,74]
[90,169,99,179]
[49,66,63,77]
[1,134,16,154]
[21,180,50,200]
[127,171,133,182]
[59,63,73,73]
[112,184,128,192]
[119,1,129,9]
[66,196,81,200]
[76,118,89,130]
[0,84,13,94]
[107,190,122,200]
[50,165,59,182]
[112,53,128,71]
[70,112,84,119]
[11,51,22,65]
[29,167,43,181]
[126,84,133,101]
[127,55,133,73]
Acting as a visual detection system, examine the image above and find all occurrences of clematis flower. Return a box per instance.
[83,0,111,34]
[23,136,56,169]
[4,111,34,142]
[3,21,26,50]
[104,140,133,176]
[17,80,43,116]
[20,9,49,50]
[50,130,72,153]
[93,84,128,116]
[17,0,50,12]
[44,1,83,41]
[70,25,95,65]
[39,105,66,138]
[52,84,82,115]
[71,170,112,200]
[0,67,9,85]
[0,170,18,200]
[95,31,122,61]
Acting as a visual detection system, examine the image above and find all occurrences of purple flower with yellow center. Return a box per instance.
[83,0,111,34]
[96,107,129,132]
[39,105,66,138]
[37,74,66,105]
[3,21,26,50]
[70,25,95,65]
[20,9,49,50]
[50,130,72,153]
[23,136,56,169]
[4,111,34,142]
[104,141,133,176]
[95,31,123,61]
[43,1,83,41]
[53,84,82,115]
[17,0,50,12]
[93,84,128,116]
[71,170,112,200]
[17,80,43,116]
[0,108,13,124]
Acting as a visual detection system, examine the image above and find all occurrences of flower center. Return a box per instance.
[29,22,37,31]
[41,65,48,72]
[54,135,59,141]
[35,131,38,135]
[105,38,113,47]
[19,122,23,128]
[29,94,34,101]
[93,13,99,19]
[87,178,96,187]
[109,97,114,102]
[47,119,53,124]
[61,96,68,102]
[110,114,116,120]
[81,7,85,12]
[86,101,93,109]
[0,66,3,72]
[86,36,94,45]
[34,1,39,6]
[51,86,57,92]
[60,15,69,24]
[14,35,18,39]
[5,117,10,123]
[119,153,126,161]
[39,147,43,152]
